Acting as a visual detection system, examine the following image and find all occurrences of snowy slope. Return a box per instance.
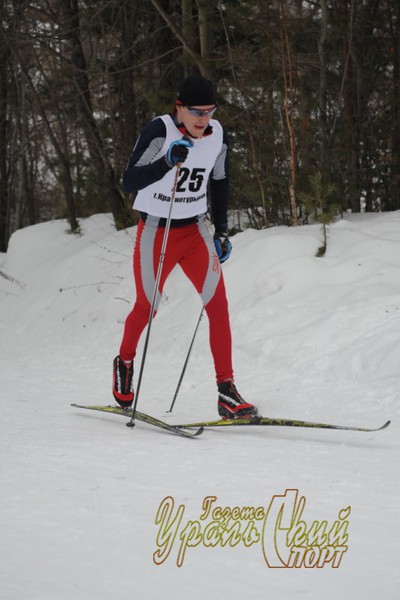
[0,212,399,600]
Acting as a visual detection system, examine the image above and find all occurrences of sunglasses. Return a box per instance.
[185,106,217,118]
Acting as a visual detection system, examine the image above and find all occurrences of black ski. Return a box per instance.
[175,415,391,433]
[71,404,203,438]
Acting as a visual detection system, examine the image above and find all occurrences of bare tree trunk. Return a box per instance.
[61,0,132,230]
[279,0,298,226]
[15,71,35,228]
[8,40,80,232]
[113,2,139,170]
[218,4,269,228]
[391,0,400,210]
[0,24,10,251]
[182,0,195,75]
[196,0,214,78]
[340,0,360,212]
[151,0,212,78]
[318,0,328,169]
[2,0,81,234]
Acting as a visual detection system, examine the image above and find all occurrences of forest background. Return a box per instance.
[1,0,399,252]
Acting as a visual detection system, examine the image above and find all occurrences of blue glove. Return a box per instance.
[165,137,193,168]
[214,231,232,263]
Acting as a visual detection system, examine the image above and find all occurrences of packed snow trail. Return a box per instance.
[0,212,399,600]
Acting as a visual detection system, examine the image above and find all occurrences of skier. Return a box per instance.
[112,75,258,419]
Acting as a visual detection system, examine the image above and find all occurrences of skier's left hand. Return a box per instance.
[214,231,232,263]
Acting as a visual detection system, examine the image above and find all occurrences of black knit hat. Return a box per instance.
[177,75,216,106]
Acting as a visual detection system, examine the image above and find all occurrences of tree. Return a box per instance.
[300,172,339,256]
[279,0,298,225]
[0,0,399,251]
[59,0,133,229]
[0,4,11,251]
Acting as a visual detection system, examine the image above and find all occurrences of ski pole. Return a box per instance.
[166,305,205,413]
[127,160,184,428]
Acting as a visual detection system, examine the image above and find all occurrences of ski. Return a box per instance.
[175,415,391,433]
[71,404,390,435]
[71,404,203,438]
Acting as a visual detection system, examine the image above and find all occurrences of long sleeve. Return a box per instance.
[209,127,229,231]
[122,118,171,193]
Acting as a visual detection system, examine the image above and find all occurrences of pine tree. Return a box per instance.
[300,173,340,257]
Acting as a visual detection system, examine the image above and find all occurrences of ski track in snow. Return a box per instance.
[0,212,399,600]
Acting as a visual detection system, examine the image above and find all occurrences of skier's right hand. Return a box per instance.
[165,137,193,168]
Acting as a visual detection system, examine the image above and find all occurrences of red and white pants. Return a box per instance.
[119,215,233,383]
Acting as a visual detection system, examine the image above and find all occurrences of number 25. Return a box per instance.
[177,168,206,193]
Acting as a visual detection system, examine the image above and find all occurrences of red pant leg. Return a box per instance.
[119,218,179,362]
[178,220,233,383]
[119,217,234,383]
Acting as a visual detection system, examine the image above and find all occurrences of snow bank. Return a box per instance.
[0,212,399,600]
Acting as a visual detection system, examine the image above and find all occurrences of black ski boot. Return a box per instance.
[217,379,258,419]
[112,356,134,408]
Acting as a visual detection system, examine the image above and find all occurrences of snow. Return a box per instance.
[0,211,399,600]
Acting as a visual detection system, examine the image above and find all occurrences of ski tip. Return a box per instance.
[380,420,391,430]
[176,425,204,436]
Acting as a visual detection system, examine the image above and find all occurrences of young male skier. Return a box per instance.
[113,75,258,420]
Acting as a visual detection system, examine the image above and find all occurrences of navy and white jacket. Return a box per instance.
[123,114,229,231]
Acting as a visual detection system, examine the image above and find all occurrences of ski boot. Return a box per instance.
[112,356,134,408]
[217,379,258,419]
